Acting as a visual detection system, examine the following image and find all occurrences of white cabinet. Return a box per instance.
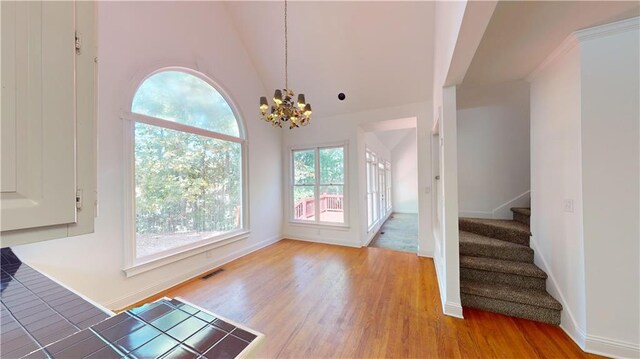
[1,1,97,246]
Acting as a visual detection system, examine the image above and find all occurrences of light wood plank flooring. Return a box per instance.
[165,239,599,358]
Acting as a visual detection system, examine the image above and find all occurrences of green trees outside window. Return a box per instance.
[131,70,244,259]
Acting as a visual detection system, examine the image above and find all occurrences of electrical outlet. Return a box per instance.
[563,199,574,213]
[425,186,431,194]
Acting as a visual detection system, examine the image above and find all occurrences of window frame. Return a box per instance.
[121,67,249,277]
[385,161,392,212]
[366,149,392,232]
[289,141,349,228]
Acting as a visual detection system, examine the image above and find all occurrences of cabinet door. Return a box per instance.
[1,2,77,232]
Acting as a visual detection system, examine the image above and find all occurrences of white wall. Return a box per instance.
[391,130,419,214]
[13,2,283,310]
[530,18,640,358]
[579,24,639,355]
[431,1,468,318]
[457,81,530,219]
[282,102,434,256]
[530,44,587,347]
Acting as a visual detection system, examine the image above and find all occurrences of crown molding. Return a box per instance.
[526,33,579,82]
[575,16,639,42]
[526,16,639,82]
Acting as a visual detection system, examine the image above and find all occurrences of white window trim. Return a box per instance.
[365,148,392,233]
[121,68,249,277]
[289,141,349,228]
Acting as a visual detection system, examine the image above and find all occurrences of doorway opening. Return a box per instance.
[361,118,419,254]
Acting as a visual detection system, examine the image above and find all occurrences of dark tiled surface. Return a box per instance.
[0,248,111,358]
[1,248,259,358]
[202,333,248,359]
[124,298,256,358]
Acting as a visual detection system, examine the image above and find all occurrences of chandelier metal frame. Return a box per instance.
[259,0,312,129]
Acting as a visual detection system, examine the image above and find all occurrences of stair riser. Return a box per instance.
[459,221,530,246]
[513,212,530,226]
[461,268,546,290]
[462,294,561,325]
[460,243,534,263]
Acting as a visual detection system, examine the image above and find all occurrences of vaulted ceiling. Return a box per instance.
[463,1,640,85]
[225,1,435,119]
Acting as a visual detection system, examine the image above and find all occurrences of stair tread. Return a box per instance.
[459,231,532,251]
[511,207,531,216]
[460,217,530,234]
[461,279,562,310]
[460,255,547,279]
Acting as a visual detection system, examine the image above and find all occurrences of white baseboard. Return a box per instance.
[363,210,393,247]
[104,235,283,310]
[492,190,530,219]
[530,237,586,348]
[433,253,463,318]
[418,249,433,258]
[364,234,376,247]
[585,335,640,359]
[459,190,531,220]
[444,301,464,319]
[530,236,640,358]
[285,235,361,248]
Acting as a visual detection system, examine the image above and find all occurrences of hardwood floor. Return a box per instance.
[165,239,600,358]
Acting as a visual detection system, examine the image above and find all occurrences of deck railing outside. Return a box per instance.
[294,195,343,220]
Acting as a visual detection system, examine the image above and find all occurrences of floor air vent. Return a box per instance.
[202,268,224,280]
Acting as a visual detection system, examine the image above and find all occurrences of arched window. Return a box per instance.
[126,69,246,265]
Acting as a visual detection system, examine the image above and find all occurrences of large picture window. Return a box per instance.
[127,70,246,263]
[292,145,346,225]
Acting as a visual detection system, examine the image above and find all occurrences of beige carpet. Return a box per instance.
[369,213,418,253]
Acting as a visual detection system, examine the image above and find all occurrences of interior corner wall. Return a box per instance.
[391,130,419,214]
[579,27,639,352]
[431,0,467,318]
[457,81,530,219]
[529,43,587,345]
[364,132,391,162]
[12,1,283,310]
[530,20,640,357]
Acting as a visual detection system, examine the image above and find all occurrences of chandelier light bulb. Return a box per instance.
[260,97,269,112]
[273,90,283,105]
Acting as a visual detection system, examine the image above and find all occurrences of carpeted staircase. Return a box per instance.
[459,208,562,325]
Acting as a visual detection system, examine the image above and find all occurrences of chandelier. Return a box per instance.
[260,0,312,129]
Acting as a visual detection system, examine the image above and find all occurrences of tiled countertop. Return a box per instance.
[1,249,264,358]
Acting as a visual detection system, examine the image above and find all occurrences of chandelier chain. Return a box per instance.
[284,0,288,89]
[259,0,311,129]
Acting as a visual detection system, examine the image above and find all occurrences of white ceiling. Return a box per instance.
[225,1,434,118]
[463,1,640,85]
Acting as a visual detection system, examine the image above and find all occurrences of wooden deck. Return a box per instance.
[163,239,600,358]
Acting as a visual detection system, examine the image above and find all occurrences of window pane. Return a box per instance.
[134,122,242,259]
[293,150,315,185]
[319,186,344,223]
[293,186,315,221]
[319,147,344,184]
[132,71,240,137]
